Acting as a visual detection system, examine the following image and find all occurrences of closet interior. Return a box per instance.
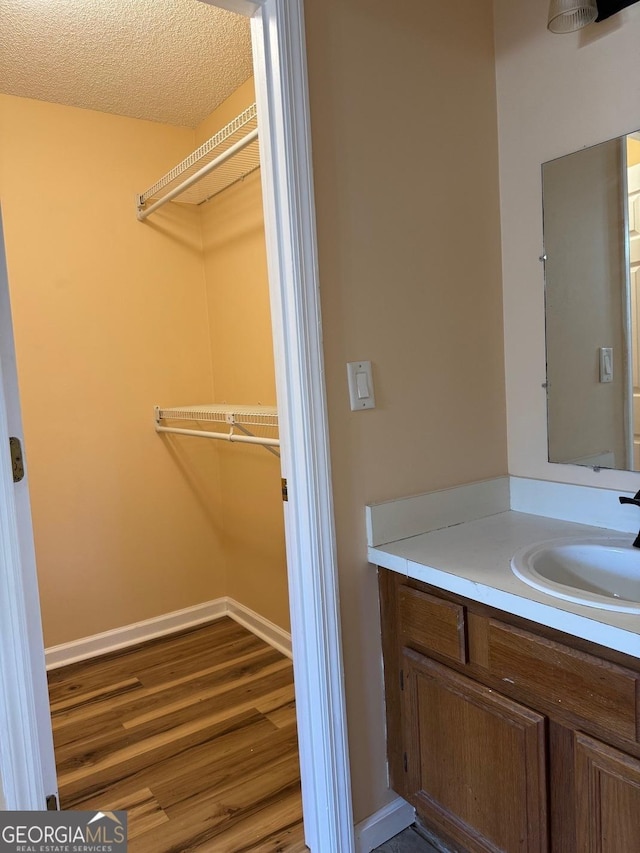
[137,102,260,220]
[0,7,290,666]
[143,104,280,456]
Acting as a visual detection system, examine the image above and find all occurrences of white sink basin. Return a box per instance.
[510,536,640,613]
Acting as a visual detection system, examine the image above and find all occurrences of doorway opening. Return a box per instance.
[2,0,297,844]
[0,0,354,850]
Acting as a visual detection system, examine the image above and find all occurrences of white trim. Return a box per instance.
[354,797,415,853]
[0,213,48,810]
[366,477,511,547]
[0,363,46,810]
[251,1,355,850]
[226,598,292,659]
[45,599,227,670]
[44,597,291,670]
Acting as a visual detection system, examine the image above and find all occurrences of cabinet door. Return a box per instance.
[402,648,548,853]
[575,731,640,852]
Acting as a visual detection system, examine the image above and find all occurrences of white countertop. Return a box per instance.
[369,510,640,660]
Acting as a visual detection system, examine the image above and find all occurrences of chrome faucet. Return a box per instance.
[618,490,640,548]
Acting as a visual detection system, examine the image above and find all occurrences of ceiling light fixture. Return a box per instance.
[547,0,598,31]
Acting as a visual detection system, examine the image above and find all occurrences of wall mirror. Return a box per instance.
[543,130,640,471]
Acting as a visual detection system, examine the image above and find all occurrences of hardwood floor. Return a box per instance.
[48,618,306,852]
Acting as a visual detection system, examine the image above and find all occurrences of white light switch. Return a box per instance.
[347,361,375,410]
[356,371,370,399]
[599,347,613,383]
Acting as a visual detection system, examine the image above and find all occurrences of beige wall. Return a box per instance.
[1,0,511,826]
[496,0,640,491]
[0,83,288,647]
[304,0,507,821]
[0,94,227,646]
[5,0,640,830]
[197,80,289,630]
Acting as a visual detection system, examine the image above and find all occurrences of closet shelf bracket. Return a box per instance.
[154,404,280,457]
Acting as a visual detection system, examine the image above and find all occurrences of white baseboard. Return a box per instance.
[45,597,292,670]
[226,598,292,659]
[354,796,415,853]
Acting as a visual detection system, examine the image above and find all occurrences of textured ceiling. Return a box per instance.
[0,0,253,128]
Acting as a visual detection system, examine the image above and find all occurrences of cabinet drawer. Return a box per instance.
[399,586,467,664]
[487,621,639,742]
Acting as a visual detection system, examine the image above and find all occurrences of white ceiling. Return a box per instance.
[0,0,253,128]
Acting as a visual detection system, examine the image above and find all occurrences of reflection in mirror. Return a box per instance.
[543,131,640,472]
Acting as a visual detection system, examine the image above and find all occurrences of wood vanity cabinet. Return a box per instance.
[378,568,640,853]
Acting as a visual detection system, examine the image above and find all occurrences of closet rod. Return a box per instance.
[137,127,259,221]
[155,424,280,447]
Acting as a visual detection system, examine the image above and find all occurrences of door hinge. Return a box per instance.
[403,752,408,773]
[281,478,288,502]
[46,794,59,811]
[9,437,24,483]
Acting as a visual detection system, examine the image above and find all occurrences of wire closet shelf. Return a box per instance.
[136,104,259,220]
[154,404,280,456]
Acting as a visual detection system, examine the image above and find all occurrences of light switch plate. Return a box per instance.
[347,361,375,410]
[599,347,613,383]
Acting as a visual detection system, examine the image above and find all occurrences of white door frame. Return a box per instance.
[0,0,355,850]
[248,3,355,850]
[0,208,57,810]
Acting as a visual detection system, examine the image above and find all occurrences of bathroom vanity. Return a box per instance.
[369,478,640,853]
[379,570,640,852]
[367,122,640,851]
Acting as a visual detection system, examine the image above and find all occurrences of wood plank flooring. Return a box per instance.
[48,618,305,852]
